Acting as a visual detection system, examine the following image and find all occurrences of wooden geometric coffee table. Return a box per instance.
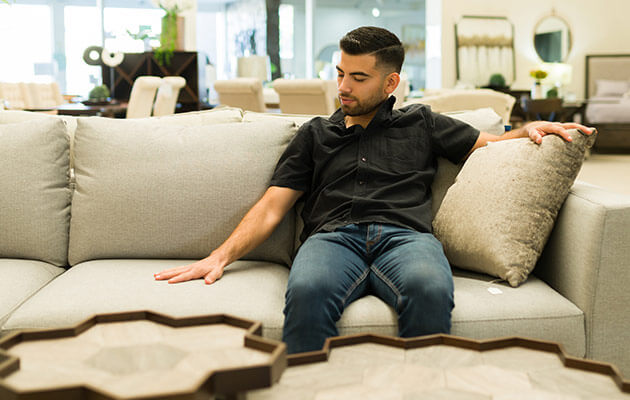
[0,311,286,400]
[248,334,630,399]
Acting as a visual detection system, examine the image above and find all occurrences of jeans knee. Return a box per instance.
[406,275,453,309]
[285,277,337,316]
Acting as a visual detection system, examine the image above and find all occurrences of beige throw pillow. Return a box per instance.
[0,119,71,266]
[433,129,596,287]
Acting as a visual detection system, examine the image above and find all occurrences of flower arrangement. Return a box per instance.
[152,0,194,66]
[530,69,548,82]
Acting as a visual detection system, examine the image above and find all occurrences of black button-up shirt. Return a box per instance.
[270,96,480,242]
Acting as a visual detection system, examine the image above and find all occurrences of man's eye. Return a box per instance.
[354,78,366,82]
[337,74,344,79]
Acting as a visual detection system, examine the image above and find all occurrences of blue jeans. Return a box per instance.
[282,223,454,354]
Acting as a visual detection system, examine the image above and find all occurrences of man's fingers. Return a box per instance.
[168,270,197,284]
[154,265,190,280]
[560,123,594,134]
[530,125,571,143]
[204,268,224,285]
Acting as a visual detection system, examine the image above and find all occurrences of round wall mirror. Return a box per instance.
[534,15,571,62]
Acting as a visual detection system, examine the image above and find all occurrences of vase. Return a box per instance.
[161,13,185,51]
[531,81,544,99]
[175,16,185,50]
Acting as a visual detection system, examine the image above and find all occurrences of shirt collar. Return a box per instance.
[329,95,396,128]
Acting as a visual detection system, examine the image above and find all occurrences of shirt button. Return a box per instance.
[361,157,367,162]
[358,181,365,185]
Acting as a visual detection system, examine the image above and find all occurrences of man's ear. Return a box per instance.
[384,72,401,95]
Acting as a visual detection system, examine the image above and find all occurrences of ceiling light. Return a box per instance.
[372,7,380,17]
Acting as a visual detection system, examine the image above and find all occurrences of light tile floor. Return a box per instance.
[578,154,630,196]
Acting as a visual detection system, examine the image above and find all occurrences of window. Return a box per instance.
[279,4,294,60]
[64,6,101,96]
[103,7,163,53]
[0,4,53,83]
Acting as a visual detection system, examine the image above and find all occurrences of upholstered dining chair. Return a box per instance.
[213,78,266,112]
[0,82,31,110]
[404,89,516,124]
[152,76,186,116]
[272,79,337,115]
[25,82,65,110]
[126,76,163,119]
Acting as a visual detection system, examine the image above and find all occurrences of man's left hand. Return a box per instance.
[522,121,595,144]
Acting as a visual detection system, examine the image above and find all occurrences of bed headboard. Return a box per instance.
[585,54,630,99]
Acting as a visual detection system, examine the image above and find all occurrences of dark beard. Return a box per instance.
[340,96,387,116]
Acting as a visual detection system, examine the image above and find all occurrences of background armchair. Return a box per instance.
[272,79,337,115]
[214,78,266,112]
[405,89,516,124]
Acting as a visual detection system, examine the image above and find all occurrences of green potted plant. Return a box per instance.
[152,0,193,66]
[86,84,111,105]
[488,73,507,89]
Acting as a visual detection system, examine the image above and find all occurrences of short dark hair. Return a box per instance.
[339,26,405,73]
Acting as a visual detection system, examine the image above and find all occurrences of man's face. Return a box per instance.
[336,51,395,117]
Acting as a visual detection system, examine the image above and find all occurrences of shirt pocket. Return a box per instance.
[384,131,419,164]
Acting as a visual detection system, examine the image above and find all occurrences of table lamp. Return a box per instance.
[542,62,573,99]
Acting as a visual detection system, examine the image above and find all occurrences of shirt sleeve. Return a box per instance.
[269,123,314,193]
[426,108,480,164]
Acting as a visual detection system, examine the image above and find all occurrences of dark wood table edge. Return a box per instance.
[0,310,287,400]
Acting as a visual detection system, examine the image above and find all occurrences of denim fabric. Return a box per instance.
[282,223,454,354]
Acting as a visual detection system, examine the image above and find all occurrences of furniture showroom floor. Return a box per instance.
[578,154,630,196]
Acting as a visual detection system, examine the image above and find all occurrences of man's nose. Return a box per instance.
[338,77,351,94]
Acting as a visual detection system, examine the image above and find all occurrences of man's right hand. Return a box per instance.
[154,255,225,285]
[154,186,303,286]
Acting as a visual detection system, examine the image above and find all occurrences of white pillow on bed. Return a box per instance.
[595,79,630,97]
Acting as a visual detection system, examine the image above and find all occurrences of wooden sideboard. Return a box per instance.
[102,51,205,113]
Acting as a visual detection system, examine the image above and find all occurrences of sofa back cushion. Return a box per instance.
[0,119,71,266]
[68,118,298,266]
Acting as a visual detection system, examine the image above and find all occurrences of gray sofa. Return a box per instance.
[1,107,628,377]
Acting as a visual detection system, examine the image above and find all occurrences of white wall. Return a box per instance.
[440,0,630,98]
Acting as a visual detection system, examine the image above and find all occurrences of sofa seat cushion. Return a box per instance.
[4,261,585,357]
[1,259,290,340]
[450,268,585,357]
[0,259,65,328]
[338,269,584,357]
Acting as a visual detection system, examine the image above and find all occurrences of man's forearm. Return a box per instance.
[206,186,302,268]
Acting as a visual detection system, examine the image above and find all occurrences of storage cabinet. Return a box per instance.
[102,51,204,112]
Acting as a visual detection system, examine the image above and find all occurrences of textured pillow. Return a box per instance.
[0,118,71,266]
[433,129,597,287]
[69,118,298,266]
[431,108,504,216]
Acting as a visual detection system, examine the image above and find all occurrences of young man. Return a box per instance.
[155,26,592,354]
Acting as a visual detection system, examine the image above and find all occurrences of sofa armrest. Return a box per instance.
[535,181,630,375]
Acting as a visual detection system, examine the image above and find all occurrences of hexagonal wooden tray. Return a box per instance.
[247,334,629,399]
[0,311,287,400]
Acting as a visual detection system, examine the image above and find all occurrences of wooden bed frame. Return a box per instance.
[585,54,630,153]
